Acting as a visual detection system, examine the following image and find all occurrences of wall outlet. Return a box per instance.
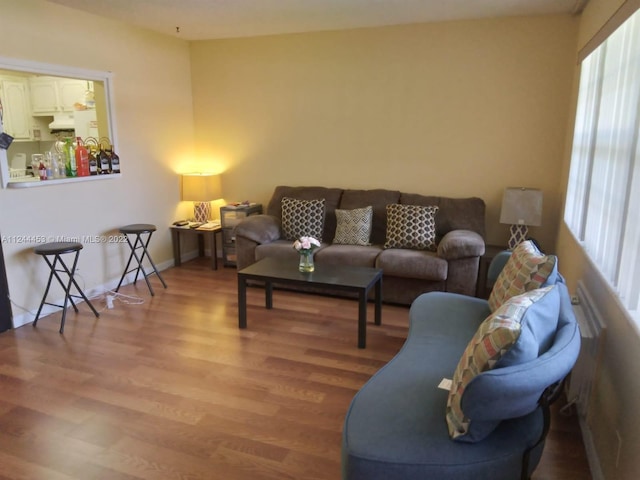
[570,295,580,305]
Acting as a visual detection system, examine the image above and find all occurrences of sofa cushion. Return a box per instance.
[384,204,439,251]
[280,197,326,242]
[256,239,327,262]
[376,249,447,281]
[446,285,559,443]
[266,186,343,242]
[339,189,401,245]
[333,206,373,246]
[488,240,558,312]
[314,244,382,268]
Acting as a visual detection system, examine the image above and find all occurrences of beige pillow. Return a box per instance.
[333,206,373,245]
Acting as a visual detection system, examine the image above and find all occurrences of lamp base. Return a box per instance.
[193,202,211,223]
[508,224,529,250]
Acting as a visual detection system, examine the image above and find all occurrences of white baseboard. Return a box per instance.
[579,416,604,480]
[10,255,179,329]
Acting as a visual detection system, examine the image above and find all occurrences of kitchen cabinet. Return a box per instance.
[0,77,32,140]
[29,76,87,115]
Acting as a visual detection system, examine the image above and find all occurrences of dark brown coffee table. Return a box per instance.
[237,257,383,348]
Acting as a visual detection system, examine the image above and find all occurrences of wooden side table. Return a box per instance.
[170,225,222,270]
[476,244,508,299]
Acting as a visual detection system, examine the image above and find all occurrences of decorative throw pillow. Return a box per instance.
[488,240,557,312]
[445,286,558,443]
[333,206,373,246]
[384,204,439,251]
[281,197,326,241]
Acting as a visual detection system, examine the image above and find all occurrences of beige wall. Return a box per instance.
[0,0,196,326]
[190,15,579,250]
[556,1,640,478]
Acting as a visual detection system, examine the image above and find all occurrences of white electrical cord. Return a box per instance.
[89,289,145,311]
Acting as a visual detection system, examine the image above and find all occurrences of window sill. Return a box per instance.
[6,173,122,188]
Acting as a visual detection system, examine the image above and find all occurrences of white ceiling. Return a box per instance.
[45,0,587,41]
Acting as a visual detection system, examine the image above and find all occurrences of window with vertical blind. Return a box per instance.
[564,7,640,319]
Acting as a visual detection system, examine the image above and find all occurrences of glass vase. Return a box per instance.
[298,251,315,273]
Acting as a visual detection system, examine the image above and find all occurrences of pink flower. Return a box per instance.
[293,236,321,252]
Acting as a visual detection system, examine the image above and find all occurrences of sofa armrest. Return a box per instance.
[437,230,485,260]
[234,214,282,245]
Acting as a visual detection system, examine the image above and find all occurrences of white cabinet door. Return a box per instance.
[0,79,31,140]
[57,80,86,112]
[29,77,59,115]
[29,76,87,115]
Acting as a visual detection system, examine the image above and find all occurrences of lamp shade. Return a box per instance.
[499,187,543,227]
[181,173,222,202]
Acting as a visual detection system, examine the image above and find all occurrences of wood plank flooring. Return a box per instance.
[0,258,592,479]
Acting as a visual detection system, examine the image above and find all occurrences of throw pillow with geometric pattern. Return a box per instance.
[281,197,326,241]
[488,240,557,312]
[333,206,373,246]
[446,285,557,442]
[384,204,439,251]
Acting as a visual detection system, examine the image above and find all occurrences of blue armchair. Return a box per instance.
[342,251,581,479]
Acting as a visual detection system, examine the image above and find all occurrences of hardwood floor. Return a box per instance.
[0,258,591,479]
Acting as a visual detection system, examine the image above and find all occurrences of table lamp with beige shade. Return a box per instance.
[181,173,222,223]
[499,187,543,250]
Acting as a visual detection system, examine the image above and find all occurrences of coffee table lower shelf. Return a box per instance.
[237,258,383,348]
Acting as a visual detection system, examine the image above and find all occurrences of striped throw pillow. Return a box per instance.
[488,240,557,312]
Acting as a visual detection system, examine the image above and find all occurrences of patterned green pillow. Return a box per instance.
[281,197,326,241]
[446,286,557,442]
[488,240,557,312]
[384,204,439,251]
[333,206,373,245]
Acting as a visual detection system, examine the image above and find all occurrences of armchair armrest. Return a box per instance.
[234,214,282,245]
[487,250,511,283]
[437,230,485,260]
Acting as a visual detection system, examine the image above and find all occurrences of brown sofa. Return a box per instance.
[234,186,486,305]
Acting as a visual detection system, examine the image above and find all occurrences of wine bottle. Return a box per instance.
[88,145,98,175]
[110,146,120,174]
[99,147,111,174]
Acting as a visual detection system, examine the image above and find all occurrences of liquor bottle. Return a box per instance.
[110,146,120,174]
[38,161,47,180]
[99,146,111,174]
[44,151,53,178]
[88,145,98,175]
[48,152,59,179]
[75,137,90,177]
[57,153,66,178]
